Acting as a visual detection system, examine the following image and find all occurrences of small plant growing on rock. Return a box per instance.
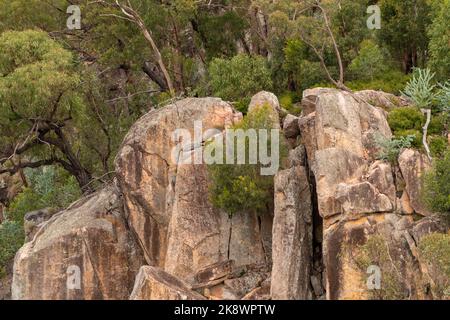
[352,235,407,300]
[422,150,450,213]
[418,233,450,298]
[374,133,415,164]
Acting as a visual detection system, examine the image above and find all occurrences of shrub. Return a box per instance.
[6,167,81,223]
[402,68,436,109]
[279,92,301,116]
[428,113,447,135]
[429,136,448,158]
[436,81,450,113]
[348,40,388,81]
[208,104,288,216]
[283,40,327,91]
[422,150,450,213]
[388,107,424,132]
[419,233,450,278]
[375,133,415,164]
[346,70,410,94]
[0,221,24,277]
[418,232,450,298]
[395,129,423,148]
[352,235,406,300]
[208,54,272,106]
[1,166,81,278]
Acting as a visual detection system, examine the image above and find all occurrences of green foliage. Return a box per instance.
[282,39,326,91]
[422,150,450,213]
[429,136,448,158]
[395,130,423,148]
[208,54,273,105]
[402,68,436,109]
[378,0,431,72]
[6,167,81,224]
[375,134,415,163]
[0,166,81,278]
[388,107,424,132]
[0,221,24,277]
[436,82,450,113]
[427,0,450,81]
[353,235,406,300]
[349,40,389,81]
[208,104,287,216]
[279,92,301,116]
[419,233,450,278]
[418,232,450,298]
[345,70,410,94]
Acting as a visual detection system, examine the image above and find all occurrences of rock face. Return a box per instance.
[115,97,270,285]
[10,89,446,301]
[398,149,431,216]
[12,184,143,300]
[130,266,206,300]
[295,88,446,300]
[11,96,274,301]
[271,147,312,300]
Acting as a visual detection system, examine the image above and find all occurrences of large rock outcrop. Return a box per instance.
[10,89,446,300]
[271,146,312,299]
[115,97,270,284]
[295,88,446,300]
[12,184,143,300]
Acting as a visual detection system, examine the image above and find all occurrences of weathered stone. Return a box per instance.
[314,148,366,218]
[224,272,266,298]
[204,284,239,300]
[248,91,281,128]
[355,90,410,110]
[298,112,317,167]
[115,98,271,283]
[115,98,240,268]
[367,161,396,203]
[241,285,271,300]
[315,91,365,157]
[336,182,393,216]
[301,88,340,116]
[288,145,306,168]
[283,114,300,138]
[323,214,415,300]
[164,152,232,282]
[399,191,414,215]
[410,215,448,243]
[398,149,431,216]
[23,208,56,242]
[194,260,234,284]
[311,275,324,297]
[271,165,312,300]
[228,211,268,268]
[12,185,143,300]
[130,266,206,300]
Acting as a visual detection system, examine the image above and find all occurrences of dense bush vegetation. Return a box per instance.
[422,150,450,213]
[208,104,288,216]
[208,54,272,111]
[419,232,450,298]
[0,166,81,277]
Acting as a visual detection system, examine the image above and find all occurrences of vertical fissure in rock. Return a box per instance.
[305,153,325,299]
[227,215,232,260]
